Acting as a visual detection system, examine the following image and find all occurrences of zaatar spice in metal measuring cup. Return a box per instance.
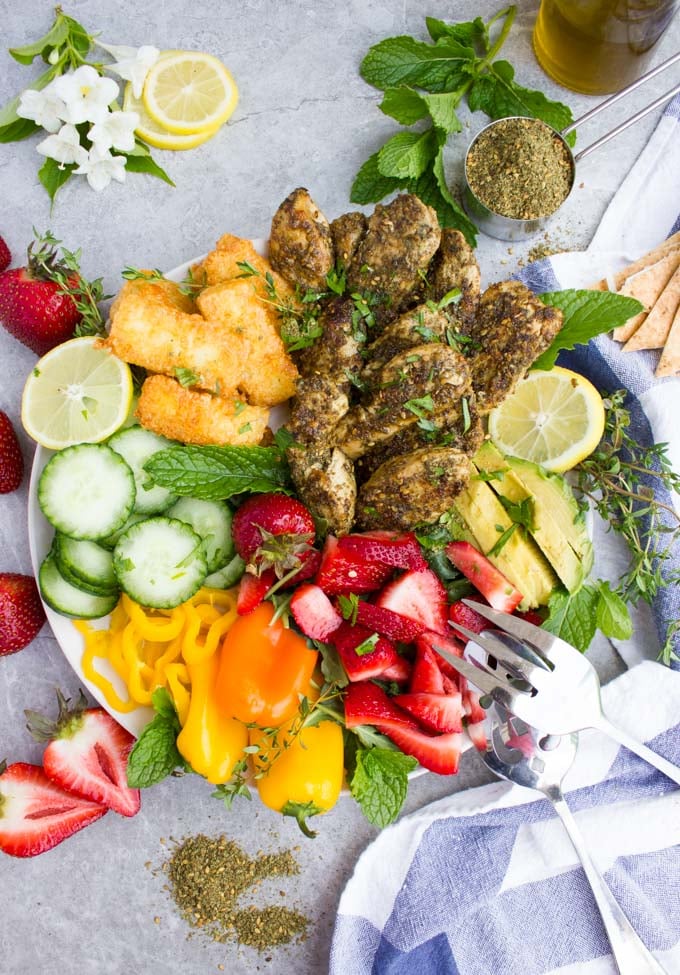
[463,116,575,241]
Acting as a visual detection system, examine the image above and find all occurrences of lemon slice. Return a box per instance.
[142,51,238,134]
[123,83,220,150]
[22,336,133,450]
[487,366,605,472]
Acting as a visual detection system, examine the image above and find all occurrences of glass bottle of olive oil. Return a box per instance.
[533,0,678,94]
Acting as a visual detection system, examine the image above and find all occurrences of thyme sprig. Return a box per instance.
[575,390,680,664]
[236,259,325,351]
[30,229,108,337]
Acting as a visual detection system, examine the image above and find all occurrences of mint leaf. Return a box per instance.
[38,158,75,204]
[468,60,575,139]
[425,16,488,48]
[596,582,633,640]
[124,152,175,186]
[534,290,645,370]
[360,36,473,93]
[126,689,184,788]
[542,585,599,652]
[378,128,439,179]
[380,87,430,125]
[144,445,290,499]
[350,150,408,205]
[420,91,463,134]
[350,747,418,828]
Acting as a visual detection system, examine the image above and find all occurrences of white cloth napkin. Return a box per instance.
[329,94,680,975]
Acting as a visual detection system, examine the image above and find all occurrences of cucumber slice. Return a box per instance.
[38,443,135,541]
[53,534,118,596]
[39,554,119,619]
[99,511,148,550]
[108,427,177,515]
[204,553,246,589]
[113,517,207,609]
[166,497,234,573]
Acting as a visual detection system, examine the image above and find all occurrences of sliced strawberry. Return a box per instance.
[331,622,399,681]
[344,682,462,774]
[515,609,545,628]
[445,541,523,613]
[290,584,342,641]
[315,535,393,595]
[27,691,141,817]
[465,718,488,752]
[376,568,448,635]
[236,569,275,614]
[0,761,107,857]
[410,642,446,694]
[343,599,426,643]
[448,600,489,634]
[394,690,463,734]
[418,632,488,752]
[283,547,322,587]
[338,531,428,571]
[377,656,412,685]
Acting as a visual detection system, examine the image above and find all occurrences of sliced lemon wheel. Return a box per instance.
[123,83,220,150]
[142,51,238,134]
[487,366,605,472]
[22,336,133,450]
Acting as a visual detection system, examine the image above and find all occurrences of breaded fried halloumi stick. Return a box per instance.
[136,375,269,446]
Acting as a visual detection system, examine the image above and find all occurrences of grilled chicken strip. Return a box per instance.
[427,229,481,325]
[287,444,356,537]
[269,187,335,292]
[356,446,472,531]
[334,344,472,460]
[287,374,350,445]
[360,303,452,384]
[464,281,563,413]
[330,211,368,269]
[295,297,363,383]
[346,194,441,316]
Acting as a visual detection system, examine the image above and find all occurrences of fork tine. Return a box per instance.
[429,641,523,710]
[448,624,550,688]
[460,600,559,658]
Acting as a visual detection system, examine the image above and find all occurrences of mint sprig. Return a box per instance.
[352,6,574,243]
[144,445,291,500]
[126,688,186,789]
[350,747,418,828]
[535,290,644,370]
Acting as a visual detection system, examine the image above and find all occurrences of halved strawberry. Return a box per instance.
[338,531,428,571]
[344,682,462,775]
[331,621,399,681]
[341,598,426,643]
[0,761,107,858]
[315,535,393,595]
[376,568,448,635]
[237,569,275,615]
[448,599,489,634]
[26,690,141,817]
[410,641,446,694]
[378,656,412,685]
[290,584,342,641]
[445,541,523,613]
[394,690,463,734]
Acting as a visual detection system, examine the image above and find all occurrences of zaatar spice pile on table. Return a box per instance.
[164,834,308,951]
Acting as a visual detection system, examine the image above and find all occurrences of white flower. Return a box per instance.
[98,42,160,98]
[74,144,127,192]
[52,66,119,125]
[16,85,67,133]
[88,110,139,153]
[36,123,89,167]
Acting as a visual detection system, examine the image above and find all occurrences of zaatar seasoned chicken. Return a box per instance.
[287,444,356,537]
[269,187,334,292]
[360,303,453,384]
[463,280,563,413]
[427,229,481,325]
[330,211,367,269]
[356,446,472,531]
[334,344,472,460]
[346,194,441,317]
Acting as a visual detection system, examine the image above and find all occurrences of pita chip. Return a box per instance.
[590,230,680,291]
[611,248,680,342]
[623,264,680,351]
[656,302,680,377]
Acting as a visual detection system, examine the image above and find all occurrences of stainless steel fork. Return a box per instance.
[438,601,680,786]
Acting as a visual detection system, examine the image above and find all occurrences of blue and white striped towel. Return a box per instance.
[329,95,680,975]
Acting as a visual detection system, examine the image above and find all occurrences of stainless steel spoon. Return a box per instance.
[479,702,666,974]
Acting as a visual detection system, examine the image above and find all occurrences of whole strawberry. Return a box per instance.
[0,232,82,356]
[0,573,46,655]
[0,235,10,273]
[0,411,24,493]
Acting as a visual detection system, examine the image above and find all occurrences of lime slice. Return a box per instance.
[123,82,220,150]
[22,336,134,450]
[142,51,238,135]
[487,366,605,472]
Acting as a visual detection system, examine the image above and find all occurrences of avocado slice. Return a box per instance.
[473,442,593,593]
[453,471,558,610]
